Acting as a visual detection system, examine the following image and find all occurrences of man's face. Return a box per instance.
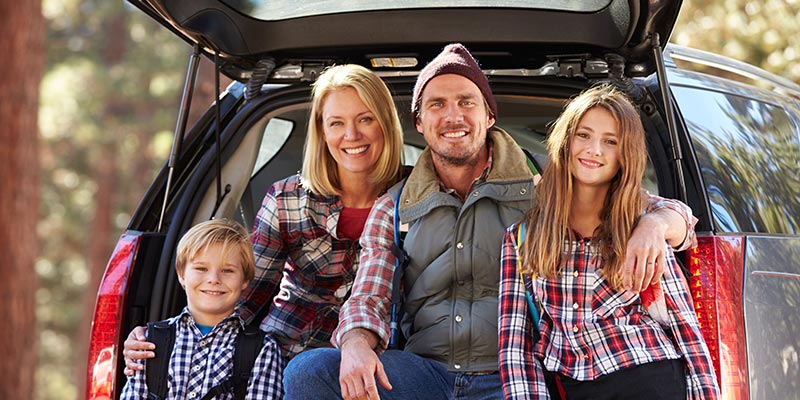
[415,74,495,167]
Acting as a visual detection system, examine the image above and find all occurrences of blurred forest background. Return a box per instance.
[0,0,798,399]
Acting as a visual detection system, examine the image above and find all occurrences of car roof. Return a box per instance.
[128,0,682,81]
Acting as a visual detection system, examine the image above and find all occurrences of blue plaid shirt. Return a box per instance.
[120,308,283,400]
[239,175,360,359]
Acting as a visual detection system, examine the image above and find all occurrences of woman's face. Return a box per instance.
[569,106,621,190]
[321,87,385,181]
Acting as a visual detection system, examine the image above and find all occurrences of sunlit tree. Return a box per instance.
[0,1,43,399]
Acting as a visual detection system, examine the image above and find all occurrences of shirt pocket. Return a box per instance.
[590,275,639,320]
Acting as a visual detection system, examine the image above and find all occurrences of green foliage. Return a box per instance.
[38,0,189,399]
[673,0,800,82]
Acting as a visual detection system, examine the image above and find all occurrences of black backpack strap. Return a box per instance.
[389,179,408,349]
[521,147,547,176]
[200,325,266,400]
[145,320,177,400]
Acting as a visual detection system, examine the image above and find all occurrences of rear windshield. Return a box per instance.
[224,0,612,21]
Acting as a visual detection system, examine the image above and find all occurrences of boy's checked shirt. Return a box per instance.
[120,308,283,400]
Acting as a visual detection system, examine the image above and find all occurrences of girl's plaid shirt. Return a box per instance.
[498,194,720,399]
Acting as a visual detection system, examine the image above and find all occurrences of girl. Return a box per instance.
[498,84,720,399]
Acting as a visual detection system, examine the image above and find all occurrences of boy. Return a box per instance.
[120,219,283,399]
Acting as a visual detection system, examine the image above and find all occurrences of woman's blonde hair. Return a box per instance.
[301,64,404,195]
[176,219,255,283]
[521,84,647,290]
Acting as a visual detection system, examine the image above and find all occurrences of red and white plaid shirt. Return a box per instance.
[498,195,720,399]
[239,175,360,359]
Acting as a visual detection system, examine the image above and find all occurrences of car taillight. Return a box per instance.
[87,232,141,400]
[687,235,749,400]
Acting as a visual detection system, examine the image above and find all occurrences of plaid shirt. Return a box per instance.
[333,143,494,349]
[498,195,720,399]
[239,175,360,359]
[120,308,283,400]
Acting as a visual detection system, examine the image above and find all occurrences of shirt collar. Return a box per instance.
[178,306,245,330]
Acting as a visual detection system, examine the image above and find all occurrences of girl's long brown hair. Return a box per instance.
[520,84,647,290]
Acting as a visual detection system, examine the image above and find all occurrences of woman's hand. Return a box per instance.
[122,326,155,376]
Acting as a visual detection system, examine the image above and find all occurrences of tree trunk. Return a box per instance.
[0,1,43,399]
[76,11,129,399]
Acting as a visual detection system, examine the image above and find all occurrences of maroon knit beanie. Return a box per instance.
[411,43,497,119]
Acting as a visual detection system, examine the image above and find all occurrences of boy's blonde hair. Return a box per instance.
[175,219,255,282]
[300,64,404,195]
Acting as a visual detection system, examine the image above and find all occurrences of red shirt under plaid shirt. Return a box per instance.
[498,194,720,399]
[239,175,360,359]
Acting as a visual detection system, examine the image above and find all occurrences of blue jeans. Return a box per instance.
[284,348,502,400]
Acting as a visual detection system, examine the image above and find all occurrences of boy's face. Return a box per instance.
[178,242,249,327]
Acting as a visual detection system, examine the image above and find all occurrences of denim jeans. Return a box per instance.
[284,348,502,400]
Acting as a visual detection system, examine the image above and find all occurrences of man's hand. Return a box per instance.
[622,208,686,292]
[122,326,155,376]
[339,329,392,400]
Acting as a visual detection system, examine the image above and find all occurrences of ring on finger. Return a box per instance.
[646,261,655,265]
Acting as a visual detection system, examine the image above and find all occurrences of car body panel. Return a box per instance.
[667,55,800,400]
[126,0,682,80]
[744,236,800,400]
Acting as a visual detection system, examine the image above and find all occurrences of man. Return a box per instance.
[283,43,695,400]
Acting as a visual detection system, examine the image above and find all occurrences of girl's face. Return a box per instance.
[570,106,621,190]
[321,87,385,181]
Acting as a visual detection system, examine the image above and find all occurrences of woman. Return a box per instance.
[123,64,405,370]
[498,84,719,399]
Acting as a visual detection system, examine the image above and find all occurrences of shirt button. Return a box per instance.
[454,364,462,370]
[193,365,201,371]
[456,242,464,249]
[189,392,196,398]
[472,191,479,197]
[199,340,206,346]
[572,325,580,333]
[572,303,579,310]
[455,315,463,323]
[520,188,527,195]
[573,271,579,277]
[583,355,590,360]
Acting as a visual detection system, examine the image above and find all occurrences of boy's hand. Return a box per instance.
[122,326,155,376]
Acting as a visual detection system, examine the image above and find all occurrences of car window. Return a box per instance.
[673,85,800,234]
[252,117,293,176]
[227,0,612,21]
